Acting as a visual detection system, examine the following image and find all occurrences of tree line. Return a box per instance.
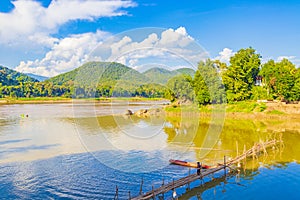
[1,47,299,104]
[167,47,300,104]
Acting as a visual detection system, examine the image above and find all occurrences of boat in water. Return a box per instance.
[169,159,211,169]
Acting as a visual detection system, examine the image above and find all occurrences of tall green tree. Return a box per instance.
[166,74,194,102]
[292,69,300,101]
[260,58,296,100]
[222,47,261,102]
[193,59,225,105]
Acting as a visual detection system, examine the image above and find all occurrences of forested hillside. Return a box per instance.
[1,49,299,103]
[47,62,149,86]
[143,67,195,84]
[0,66,38,86]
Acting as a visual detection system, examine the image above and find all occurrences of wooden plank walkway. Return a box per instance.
[131,139,278,200]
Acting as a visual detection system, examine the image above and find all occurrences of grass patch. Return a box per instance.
[267,110,285,115]
[255,103,267,112]
[226,101,258,113]
[164,104,200,112]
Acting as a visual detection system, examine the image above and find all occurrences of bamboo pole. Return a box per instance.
[131,140,278,200]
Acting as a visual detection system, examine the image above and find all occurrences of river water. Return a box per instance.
[0,102,299,199]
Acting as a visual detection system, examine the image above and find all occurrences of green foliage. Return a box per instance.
[143,67,195,84]
[222,47,261,102]
[255,103,267,112]
[267,110,285,115]
[193,59,226,105]
[143,68,176,84]
[174,68,195,77]
[47,62,149,87]
[251,86,268,100]
[260,59,297,101]
[166,74,194,101]
[227,101,258,113]
[1,49,300,105]
[291,69,300,101]
[226,101,266,113]
[0,65,38,86]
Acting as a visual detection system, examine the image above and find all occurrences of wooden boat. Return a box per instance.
[169,159,210,169]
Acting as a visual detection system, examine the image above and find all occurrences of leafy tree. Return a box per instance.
[166,74,194,102]
[292,69,300,101]
[222,47,261,102]
[260,58,296,100]
[193,59,225,105]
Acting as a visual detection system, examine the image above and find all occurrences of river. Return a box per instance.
[0,102,299,199]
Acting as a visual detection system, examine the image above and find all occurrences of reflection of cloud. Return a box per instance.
[0,139,31,146]
[0,144,59,159]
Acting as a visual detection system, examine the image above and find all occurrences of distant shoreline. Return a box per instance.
[0,97,167,104]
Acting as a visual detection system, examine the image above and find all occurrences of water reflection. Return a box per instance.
[1,103,300,198]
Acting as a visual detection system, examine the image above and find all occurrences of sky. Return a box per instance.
[0,0,300,77]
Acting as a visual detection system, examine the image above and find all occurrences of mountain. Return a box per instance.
[0,65,39,86]
[143,68,176,84]
[26,73,48,81]
[47,62,150,86]
[174,68,195,77]
[143,67,195,84]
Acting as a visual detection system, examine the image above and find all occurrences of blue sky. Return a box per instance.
[0,0,299,76]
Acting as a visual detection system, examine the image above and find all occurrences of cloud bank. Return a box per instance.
[0,0,135,46]
[17,27,209,77]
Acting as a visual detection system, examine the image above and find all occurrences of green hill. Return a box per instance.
[0,65,38,86]
[175,68,195,77]
[143,67,195,84]
[47,62,150,86]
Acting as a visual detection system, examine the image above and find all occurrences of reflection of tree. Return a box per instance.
[179,172,236,199]
[179,160,294,199]
[164,115,203,145]
[163,116,300,166]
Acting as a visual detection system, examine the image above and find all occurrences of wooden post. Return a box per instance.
[161,178,165,199]
[139,177,143,195]
[114,185,118,200]
[128,191,131,200]
[200,163,202,175]
[236,140,239,156]
[152,184,155,198]
[224,156,226,176]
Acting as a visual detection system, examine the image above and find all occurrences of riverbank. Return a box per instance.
[163,101,300,120]
[0,97,167,104]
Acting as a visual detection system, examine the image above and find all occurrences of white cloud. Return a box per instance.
[277,56,296,62]
[276,56,300,68]
[100,27,207,69]
[16,27,208,76]
[214,48,235,63]
[0,0,135,45]
[16,30,109,77]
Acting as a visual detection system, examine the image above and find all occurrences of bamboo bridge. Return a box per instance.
[128,139,279,200]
